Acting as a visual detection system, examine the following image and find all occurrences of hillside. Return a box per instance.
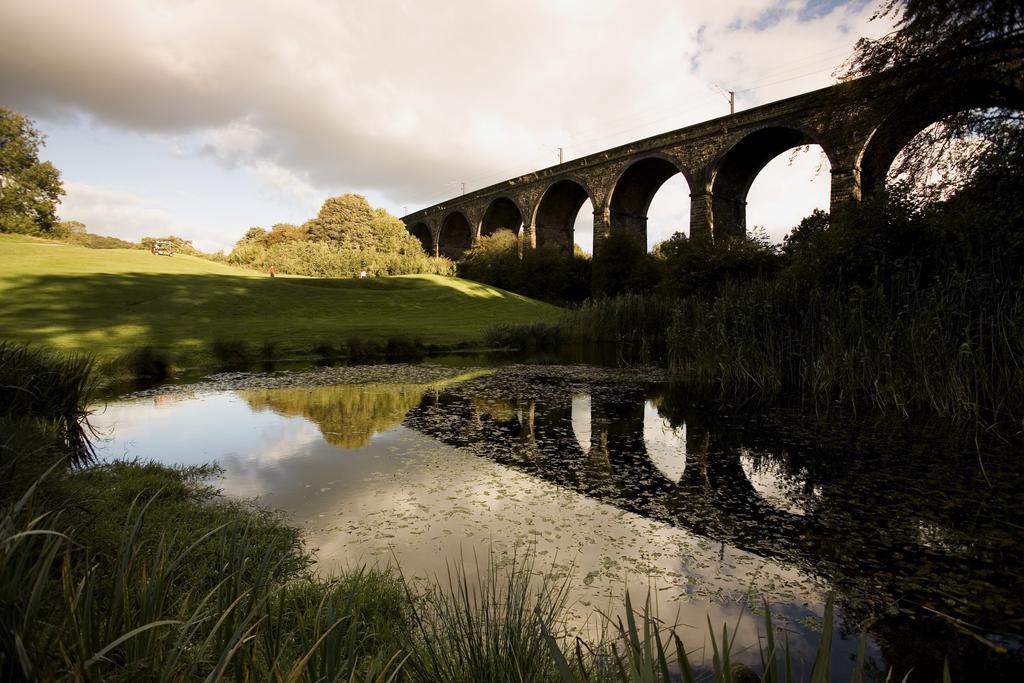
[0,234,560,362]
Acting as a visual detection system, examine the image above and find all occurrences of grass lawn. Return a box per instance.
[0,234,560,363]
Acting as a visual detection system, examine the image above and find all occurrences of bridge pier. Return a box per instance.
[688,192,713,241]
[592,209,611,256]
[829,165,861,230]
[689,191,746,240]
[521,220,537,250]
[608,212,647,249]
[711,193,747,239]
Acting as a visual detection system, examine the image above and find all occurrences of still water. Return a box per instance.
[91,363,1024,680]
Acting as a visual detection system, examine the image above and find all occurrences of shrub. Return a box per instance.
[656,228,782,299]
[312,341,337,359]
[347,337,385,360]
[229,239,455,279]
[484,322,562,352]
[385,336,424,360]
[592,231,661,297]
[141,235,203,256]
[460,232,592,303]
[210,338,251,370]
[109,345,174,380]
[259,340,280,360]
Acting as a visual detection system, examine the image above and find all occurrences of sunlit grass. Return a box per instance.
[0,234,560,365]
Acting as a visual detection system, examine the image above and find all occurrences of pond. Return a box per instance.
[91,362,1024,681]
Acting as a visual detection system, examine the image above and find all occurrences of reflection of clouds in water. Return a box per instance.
[216,421,325,499]
[304,432,829,665]
[92,392,312,467]
[739,449,813,517]
[643,400,686,483]
[93,381,848,669]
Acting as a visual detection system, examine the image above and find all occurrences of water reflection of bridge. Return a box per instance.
[407,381,820,568]
[402,372,1023,680]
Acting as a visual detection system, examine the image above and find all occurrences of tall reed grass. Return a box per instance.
[560,294,676,350]
[0,479,407,681]
[0,342,96,465]
[667,270,1024,421]
[402,550,571,682]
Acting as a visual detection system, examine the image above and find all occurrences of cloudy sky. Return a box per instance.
[0,0,890,253]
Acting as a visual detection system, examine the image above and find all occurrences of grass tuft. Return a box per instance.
[210,338,251,370]
[108,345,174,380]
[0,341,96,465]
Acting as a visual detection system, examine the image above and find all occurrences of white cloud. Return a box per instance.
[198,120,266,165]
[59,181,229,252]
[193,121,319,204]
[244,159,319,205]
[2,1,893,245]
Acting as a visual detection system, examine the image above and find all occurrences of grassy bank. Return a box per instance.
[0,234,559,368]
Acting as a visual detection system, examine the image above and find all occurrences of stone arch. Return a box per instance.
[438,211,473,260]
[480,196,525,238]
[607,153,695,249]
[709,123,837,239]
[409,221,434,256]
[857,80,1024,194]
[532,176,597,252]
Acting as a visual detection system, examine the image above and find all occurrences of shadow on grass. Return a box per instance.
[0,271,547,355]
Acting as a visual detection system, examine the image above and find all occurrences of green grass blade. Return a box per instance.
[540,620,576,683]
[809,596,834,683]
[83,620,182,669]
[673,633,698,683]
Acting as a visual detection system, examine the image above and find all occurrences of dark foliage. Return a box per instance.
[210,338,252,370]
[664,129,1024,421]
[844,1,1024,194]
[0,343,96,466]
[847,1,1023,77]
[591,231,661,298]
[346,337,385,360]
[459,230,591,304]
[657,229,783,299]
[385,336,424,361]
[484,322,562,352]
[109,345,174,380]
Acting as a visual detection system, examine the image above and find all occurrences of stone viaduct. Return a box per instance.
[402,63,1022,260]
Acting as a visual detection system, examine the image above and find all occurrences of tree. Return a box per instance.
[781,209,830,258]
[242,226,268,243]
[459,229,521,288]
[53,220,86,237]
[263,223,307,246]
[845,1,1024,195]
[848,1,1023,77]
[141,235,201,256]
[304,194,377,246]
[369,209,427,255]
[0,107,64,234]
[657,230,781,299]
